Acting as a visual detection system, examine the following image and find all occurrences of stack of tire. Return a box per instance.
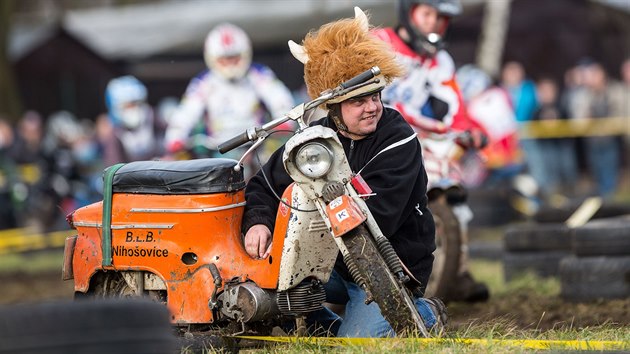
[503,213,630,302]
[503,222,573,281]
[533,201,630,224]
[560,215,630,302]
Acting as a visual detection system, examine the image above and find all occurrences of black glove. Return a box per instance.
[455,130,488,150]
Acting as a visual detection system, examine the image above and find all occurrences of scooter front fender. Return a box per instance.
[276,184,339,291]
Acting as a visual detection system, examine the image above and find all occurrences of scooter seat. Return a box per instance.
[109,158,245,194]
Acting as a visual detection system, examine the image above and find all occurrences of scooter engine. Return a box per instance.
[276,278,326,316]
[218,282,279,323]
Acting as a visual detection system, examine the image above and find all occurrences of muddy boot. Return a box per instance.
[424,297,448,335]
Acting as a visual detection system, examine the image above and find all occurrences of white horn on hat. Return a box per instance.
[288,40,309,64]
[354,6,369,32]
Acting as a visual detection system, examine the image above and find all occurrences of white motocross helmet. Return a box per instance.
[105,75,149,130]
[204,23,252,81]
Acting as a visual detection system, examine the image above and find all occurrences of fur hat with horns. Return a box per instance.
[289,7,404,104]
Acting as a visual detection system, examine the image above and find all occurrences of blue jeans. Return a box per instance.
[306,270,437,337]
[520,139,549,194]
[585,137,620,199]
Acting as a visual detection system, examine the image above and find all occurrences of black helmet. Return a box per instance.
[397,0,461,56]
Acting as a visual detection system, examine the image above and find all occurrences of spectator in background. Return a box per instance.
[501,61,539,122]
[0,116,17,229]
[608,57,630,118]
[163,23,294,177]
[533,77,578,199]
[559,59,590,120]
[40,111,87,230]
[101,75,158,165]
[500,61,547,194]
[9,111,46,230]
[609,58,630,156]
[72,118,103,205]
[573,62,622,199]
[10,111,44,166]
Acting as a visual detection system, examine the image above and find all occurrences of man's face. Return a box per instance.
[212,53,249,80]
[501,62,525,87]
[340,92,383,138]
[217,54,243,68]
[410,4,440,36]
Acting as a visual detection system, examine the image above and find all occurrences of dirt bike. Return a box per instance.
[62,67,430,345]
[420,130,476,301]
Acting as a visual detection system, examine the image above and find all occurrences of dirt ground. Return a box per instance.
[0,271,75,304]
[1,270,628,333]
[448,293,630,332]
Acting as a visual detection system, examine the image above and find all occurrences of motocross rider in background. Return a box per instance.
[374,0,489,303]
[101,75,158,165]
[242,9,446,337]
[163,23,294,178]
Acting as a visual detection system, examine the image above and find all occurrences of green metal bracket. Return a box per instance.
[101,163,125,266]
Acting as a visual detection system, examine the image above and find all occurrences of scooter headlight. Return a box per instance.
[295,142,333,178]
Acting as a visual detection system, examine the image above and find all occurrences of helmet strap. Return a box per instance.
[328,104,348,133]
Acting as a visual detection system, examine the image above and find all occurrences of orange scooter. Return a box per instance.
[62,67,429,340]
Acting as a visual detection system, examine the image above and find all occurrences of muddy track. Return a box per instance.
[2,268,629,333]
[448,293,630,331]
[0,271,75,304]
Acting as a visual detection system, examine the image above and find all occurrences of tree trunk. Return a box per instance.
[0,0,22,121]
[475,0,512,79]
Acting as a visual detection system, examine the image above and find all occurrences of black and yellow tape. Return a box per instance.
[235,335,628,351]
[0,228,74,255]
[518,117,629,139]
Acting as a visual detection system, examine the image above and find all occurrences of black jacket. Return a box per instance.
[242,107,436,291]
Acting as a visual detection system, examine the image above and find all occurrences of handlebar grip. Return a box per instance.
[218,131,250,154]
[339,66,381,89]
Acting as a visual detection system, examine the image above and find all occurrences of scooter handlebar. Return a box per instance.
[218,131,250,154]
[339,66,381,89]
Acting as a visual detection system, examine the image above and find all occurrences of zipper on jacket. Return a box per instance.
[348,139,355,162]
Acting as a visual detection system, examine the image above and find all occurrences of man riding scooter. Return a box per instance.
[375,0,490,303]
[242,9,447,336]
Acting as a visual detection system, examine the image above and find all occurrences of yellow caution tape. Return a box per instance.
[0,228,74,255]
[235,335,628,351]
[518,117,629,139]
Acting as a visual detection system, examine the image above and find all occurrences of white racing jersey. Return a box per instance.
[165,63,294,150]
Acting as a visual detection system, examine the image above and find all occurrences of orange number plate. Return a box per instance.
[325,195,367,237]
